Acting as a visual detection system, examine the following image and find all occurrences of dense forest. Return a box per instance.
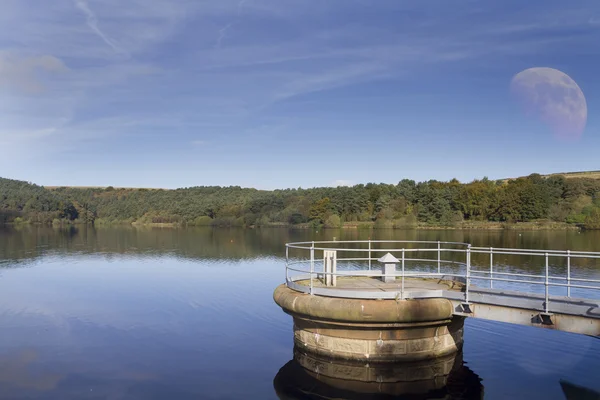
[1,174,600,229]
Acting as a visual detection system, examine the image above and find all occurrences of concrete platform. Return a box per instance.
[299,276,464,293]
[288,276,600,336]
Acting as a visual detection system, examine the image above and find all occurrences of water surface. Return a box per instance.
[0,226,599,399]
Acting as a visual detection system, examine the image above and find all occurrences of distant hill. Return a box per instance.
[501,171,600,182]
[542,171,600,180]
[2,174,600,229]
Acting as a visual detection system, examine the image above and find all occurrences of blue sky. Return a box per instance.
[0,0,599,189]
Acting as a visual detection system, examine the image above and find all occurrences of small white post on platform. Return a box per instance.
[378,253,399,283]
[324,250,337,287]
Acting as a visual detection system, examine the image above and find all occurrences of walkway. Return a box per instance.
[284,241,600,337]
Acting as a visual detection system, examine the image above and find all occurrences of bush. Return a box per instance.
[193,216,213,226]
[394,215,417,229]
[440,210,464,227]
[566,213,587,224]
[584,208,600,230]
[256,216,271,227]
[324,214,341,228]
[374,219,393,229]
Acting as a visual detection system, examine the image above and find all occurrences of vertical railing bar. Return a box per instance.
[567,250,571,298]
[466,246,471,303]
[437,241,441,274]
[545,252,549,313]
[310,241,315,295]
[490,247,493,289]
[368,240,372,271]
[286,245,289,283]
[402,248,405,300]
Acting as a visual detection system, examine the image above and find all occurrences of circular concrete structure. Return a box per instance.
[274,284,464,362]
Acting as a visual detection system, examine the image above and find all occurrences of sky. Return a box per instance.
[1,0,599,190]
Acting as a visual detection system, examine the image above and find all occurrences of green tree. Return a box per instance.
[324,214,341,228]
[584,208,600,230]
[309,198,331,223]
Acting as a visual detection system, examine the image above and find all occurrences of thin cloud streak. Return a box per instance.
[73,0,126,55]
[1,0,599,187]
[237,0,249,16]
[215,23,233,48]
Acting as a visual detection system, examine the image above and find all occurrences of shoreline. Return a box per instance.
[2,221,583,231]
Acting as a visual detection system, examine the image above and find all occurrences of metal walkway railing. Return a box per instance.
[284,241,600,314]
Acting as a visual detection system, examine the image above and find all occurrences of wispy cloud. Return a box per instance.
[237,0,249,16]
[1,0,599,185]
[215,0,251,48]
[73,0,126,55]
[215,23,233,48]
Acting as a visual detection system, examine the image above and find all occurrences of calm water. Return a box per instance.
[0,226,599,400]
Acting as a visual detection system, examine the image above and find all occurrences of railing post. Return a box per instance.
[567,250,571,298]
[310,242,315,295]
[490,247,493,289]
[437,241,441,274]
[544,252,549,313]
[466,246,471,303]
[401,248,405,300]
[285,245,289,283]
[368,240,372,271]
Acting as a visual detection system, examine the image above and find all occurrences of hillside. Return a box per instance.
[543,171,600,180]
[1,174,600,229]
[501,170,600,182]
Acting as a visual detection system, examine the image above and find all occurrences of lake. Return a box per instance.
[0,226,599,399]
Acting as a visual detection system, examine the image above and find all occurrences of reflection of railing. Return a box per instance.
[285,241,600,314]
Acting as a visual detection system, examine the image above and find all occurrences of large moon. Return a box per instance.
[510,67,587,140]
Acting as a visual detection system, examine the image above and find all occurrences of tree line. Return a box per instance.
[1,174,600,229]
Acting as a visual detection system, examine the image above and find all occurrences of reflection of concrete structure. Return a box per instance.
[560,380,600,400]
[273,347,484,400]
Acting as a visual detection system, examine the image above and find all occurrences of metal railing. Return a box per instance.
[284,240,600,313]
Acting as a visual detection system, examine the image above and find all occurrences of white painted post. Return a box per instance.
[324,250,337,287]
[378,253,399,284]
[567,250,571,297]
[286,245,289,283]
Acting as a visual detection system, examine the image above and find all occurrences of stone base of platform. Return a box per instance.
[273,284,464,362]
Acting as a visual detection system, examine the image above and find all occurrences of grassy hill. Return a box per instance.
[542,171,600,180]
[501,171,600,182]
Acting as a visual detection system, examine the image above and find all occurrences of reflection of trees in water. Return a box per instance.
[273,348,483,400]
[1,226,599,272]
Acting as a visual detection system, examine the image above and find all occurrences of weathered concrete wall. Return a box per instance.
[274,284,464,362]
